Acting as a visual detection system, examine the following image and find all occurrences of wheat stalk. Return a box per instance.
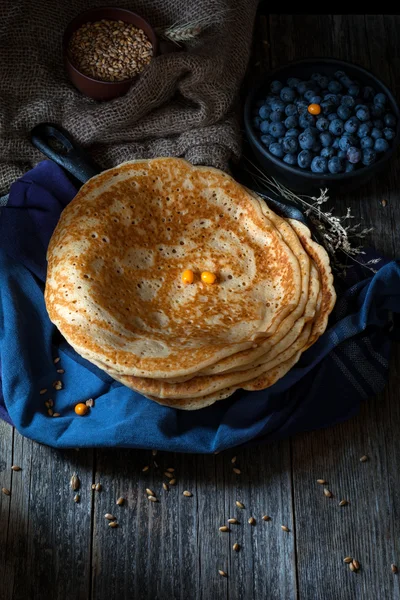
[242,157,381,276]
[156,9,232,44]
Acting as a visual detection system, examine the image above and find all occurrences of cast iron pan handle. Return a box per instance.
[30,123,102,184]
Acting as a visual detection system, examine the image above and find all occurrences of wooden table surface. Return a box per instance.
[1,13,400,600]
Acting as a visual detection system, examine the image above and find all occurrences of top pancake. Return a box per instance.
[45,158,304,379]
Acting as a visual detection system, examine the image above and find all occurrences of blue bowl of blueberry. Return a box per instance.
[244,58,400,193]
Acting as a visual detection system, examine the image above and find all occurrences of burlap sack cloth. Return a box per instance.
[0,0,258,195]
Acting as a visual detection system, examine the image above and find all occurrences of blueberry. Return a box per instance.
[332,138,340,149]
[341,95,355,108]
[286,128,300,138]
[371,127,382,140]
[299,113,315,129]
[327,112,338,121]
[371,104,384,118]
[340,76,354,89]
[328,80,342,94]
[260,134,274,147]
[320,100,336,115]
[334,70,346,80]
[362,148,377,165]
[271,99,286,112]
[280,86,296,103]
[316,117,330,132]
[383,127,395,140]
[344,116,360,134]
[284,115,298,129]
[253,116,262,129]
[265,94,277,106]
[337,105,351,120]
[270,111,285,122]
[287,77,301,89]
[312,140,322,153]
[311,73,323,82]
[362,86,375,101]
[260,120,270,134]
[297,150,313,169]
[321,147,335,159]
[296,99,309,114]
[337,150,347,159]
[329,118,344,136]
[311,156,328,173]
[318,76,329,89]
[357,123,371,138]
[360,136,374,149]
[283,153,298,165]
[285,104,297,117]
[282,137,298,153]
[356,107,370,122]
[297,82,308,95]
[269,142,284,158]
[384,113,397,128]
[348,84,360,97]
[345,161,356,172]
[304,90,316,102]
[270,80,283,94]
[347,146,362,164]
[310,95,322,105]
[299,130,315,150]
[374,138,389,152]
[373,119,384,130]
[328,156,345,174]
[374,93,387,105]
[320,132,333,147]
[338,136,353,151]
[355,103,368,112]
[259,105,271,119]
[269,122,286,138]
[324,93,340,105]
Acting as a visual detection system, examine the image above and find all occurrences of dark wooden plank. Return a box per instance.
[0,421,14,585]
[90,441,296,600]
[2,429,93,600]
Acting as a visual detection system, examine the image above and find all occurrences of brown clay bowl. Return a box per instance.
[63,6,158,101]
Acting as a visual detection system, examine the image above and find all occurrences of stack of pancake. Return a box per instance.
[45,158,336,410]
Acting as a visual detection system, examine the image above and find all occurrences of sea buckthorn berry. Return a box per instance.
[308,103,321,115]
[181,269,194,284]
[201,271,217,284]
[75,403,89,416]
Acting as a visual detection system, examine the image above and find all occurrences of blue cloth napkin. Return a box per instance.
[0,160,399,452]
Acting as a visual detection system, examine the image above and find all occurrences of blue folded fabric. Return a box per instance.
[0,160,399,452]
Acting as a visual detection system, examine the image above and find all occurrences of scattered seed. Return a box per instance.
[163,483,169,491]
[381,199,388,207]
[85,398,94,408]
[352,559,360,571]
[349,563,356,572]
[142,465,149,472]
[339,500,349,506]
[248,517,256,525]
[53,413,61,417]
[166,468,175,473]
[105,513,116,520]
[148,495,158,502]
[344,557,353,564]
[47,408,54,416]
[95,483,102,492]
[231,456,237,464]
[109,521,118,528]
[317,479,327,484]
[281,525,289,532]
[392,564,398,574]
[54,357,60,364]
[39,388,47,395]
[262,515,271,521]
[45,401,51,408]
[169,479,177,486]
[233,468,241,475]
[56,369,65,374]
[360,455,369,462]
[11,465,21,472]
[153,461,159,468]
[235,501,245,509]
[324,488,333,498]
[74,494,80,503]
[228,518,239,524]
[91,484,96,490]
[52,380,63,390]
[218,570,227,577]
[48,399,54,407]
[116,497,124,505]
[219,526,230,532]
[70,473,80,491]
[146,488,155,497]
[233,543,240,552]
[164,471,174,479]
[2,488,10,496]
[183,491,192,497]
[152,449,157,456]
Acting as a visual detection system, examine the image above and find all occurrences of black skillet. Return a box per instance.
[30,122,320,242]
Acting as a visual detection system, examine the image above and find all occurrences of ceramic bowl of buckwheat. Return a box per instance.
[63,7,158,101]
